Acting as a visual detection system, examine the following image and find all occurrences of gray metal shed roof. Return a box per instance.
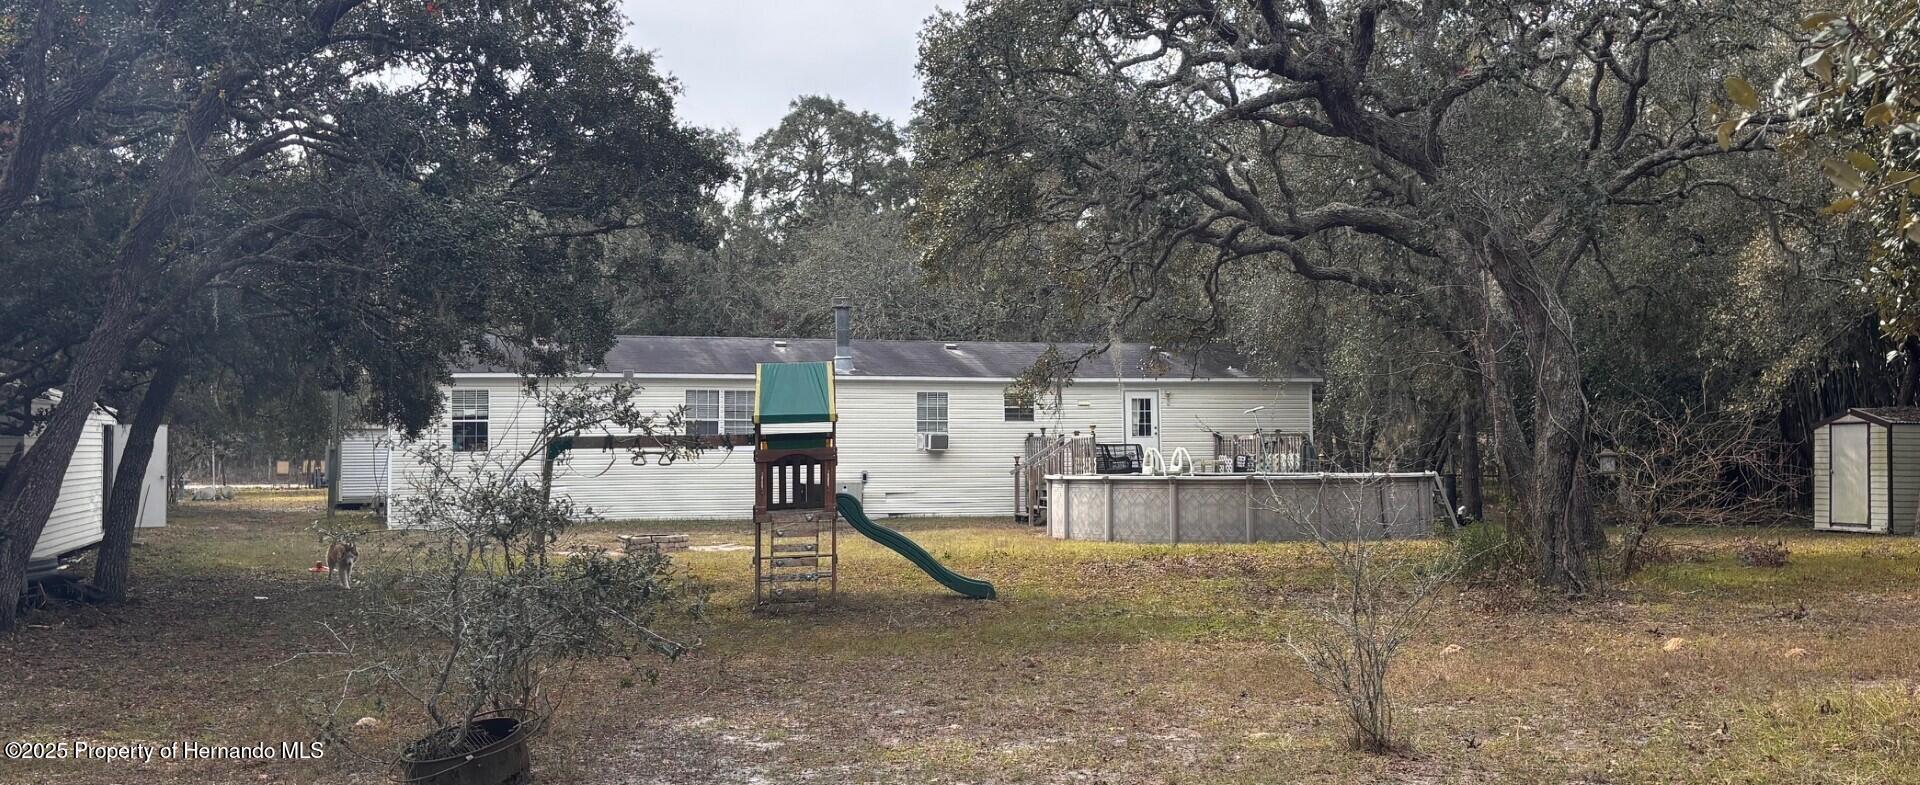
[1834,407,1920,426]
[460,336,1315,381]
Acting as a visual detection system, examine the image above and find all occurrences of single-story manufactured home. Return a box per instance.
[386,309,1318,522]
[1813,407,1920,534]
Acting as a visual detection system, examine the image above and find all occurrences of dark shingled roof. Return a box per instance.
[461,336,1317,381]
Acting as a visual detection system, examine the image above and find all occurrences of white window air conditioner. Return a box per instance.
[918,432,950,451]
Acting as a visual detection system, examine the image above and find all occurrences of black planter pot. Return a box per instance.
[397,710,540,785]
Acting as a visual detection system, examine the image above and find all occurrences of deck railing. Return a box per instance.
[1013,433,1099,520]
[1213,432,1313,472]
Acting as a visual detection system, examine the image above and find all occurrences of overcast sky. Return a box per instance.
[621,1,958,143]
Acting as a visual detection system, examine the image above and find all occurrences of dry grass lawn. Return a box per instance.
[2,489,1918,784]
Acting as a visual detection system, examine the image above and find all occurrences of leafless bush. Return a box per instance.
[1267,474,1450,754]
[1596,401,1802,576]
[1734,537,1791,568]
[1634,538,1716,567]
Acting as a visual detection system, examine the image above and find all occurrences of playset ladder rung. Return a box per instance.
[760,571,833,583]
[770,543,817,553]
[765,556,821,568]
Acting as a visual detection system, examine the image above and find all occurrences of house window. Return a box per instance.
[450,389,489,452]
[686,390,755,437]
[1003,393,1035,422]
[916,392,949,434]
[723,391,754,435]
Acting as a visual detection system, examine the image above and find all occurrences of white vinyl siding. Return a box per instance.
[387,376,1315,522]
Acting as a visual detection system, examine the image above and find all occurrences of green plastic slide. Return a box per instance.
[836,493,997,600]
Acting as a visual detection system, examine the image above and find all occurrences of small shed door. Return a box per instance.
[1830,422,1872,527]
[1125,390,1159,452]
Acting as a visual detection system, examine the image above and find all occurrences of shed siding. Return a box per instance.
[388,376,1314,523]
[1888,424,1920,534]
[337,429,391,504]
[33,407,115,559]
[1872,423,1890,531]
[111,424,169,529]
[1812,423,1830,529]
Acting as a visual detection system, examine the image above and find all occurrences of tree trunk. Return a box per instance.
[0,69,237,632]
[91,358,186,603]
[1473,232,1601,593]
[1466,268,1533,491]
[1459,397,1484,521]
[0,285,144,630]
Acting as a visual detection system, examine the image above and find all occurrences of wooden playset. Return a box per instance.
[749,361,841,607]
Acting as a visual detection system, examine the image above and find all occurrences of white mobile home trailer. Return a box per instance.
[0,397,128,578]
[387,330,1317,523]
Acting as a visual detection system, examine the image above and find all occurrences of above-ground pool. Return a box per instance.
[1045,472,1445,543]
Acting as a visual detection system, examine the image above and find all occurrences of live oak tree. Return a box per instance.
[0,0,727,630]
[915,0,1797,591]
[742,95,916,231]
[620,94,1094,342]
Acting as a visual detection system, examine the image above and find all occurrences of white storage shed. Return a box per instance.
[1812,407,1920,534]
[1,396,129,577]
[334,427,391,507]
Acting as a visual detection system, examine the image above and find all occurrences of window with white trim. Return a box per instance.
[450,389,489,452]
[722,390,754,435]
[916,392,949,434]
[686,389,755,437]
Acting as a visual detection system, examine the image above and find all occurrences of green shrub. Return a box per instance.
[1445,520,1526,583]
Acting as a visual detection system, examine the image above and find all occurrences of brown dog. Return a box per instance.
[326,541,358,589]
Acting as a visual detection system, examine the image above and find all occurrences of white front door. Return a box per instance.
[1830,422,1871,527]
[1125,391,1159,452]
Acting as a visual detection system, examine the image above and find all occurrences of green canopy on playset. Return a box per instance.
[754,361,836,425]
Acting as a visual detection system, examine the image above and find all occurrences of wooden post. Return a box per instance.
[325,391,342,517]
[1012,456,1022,520]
